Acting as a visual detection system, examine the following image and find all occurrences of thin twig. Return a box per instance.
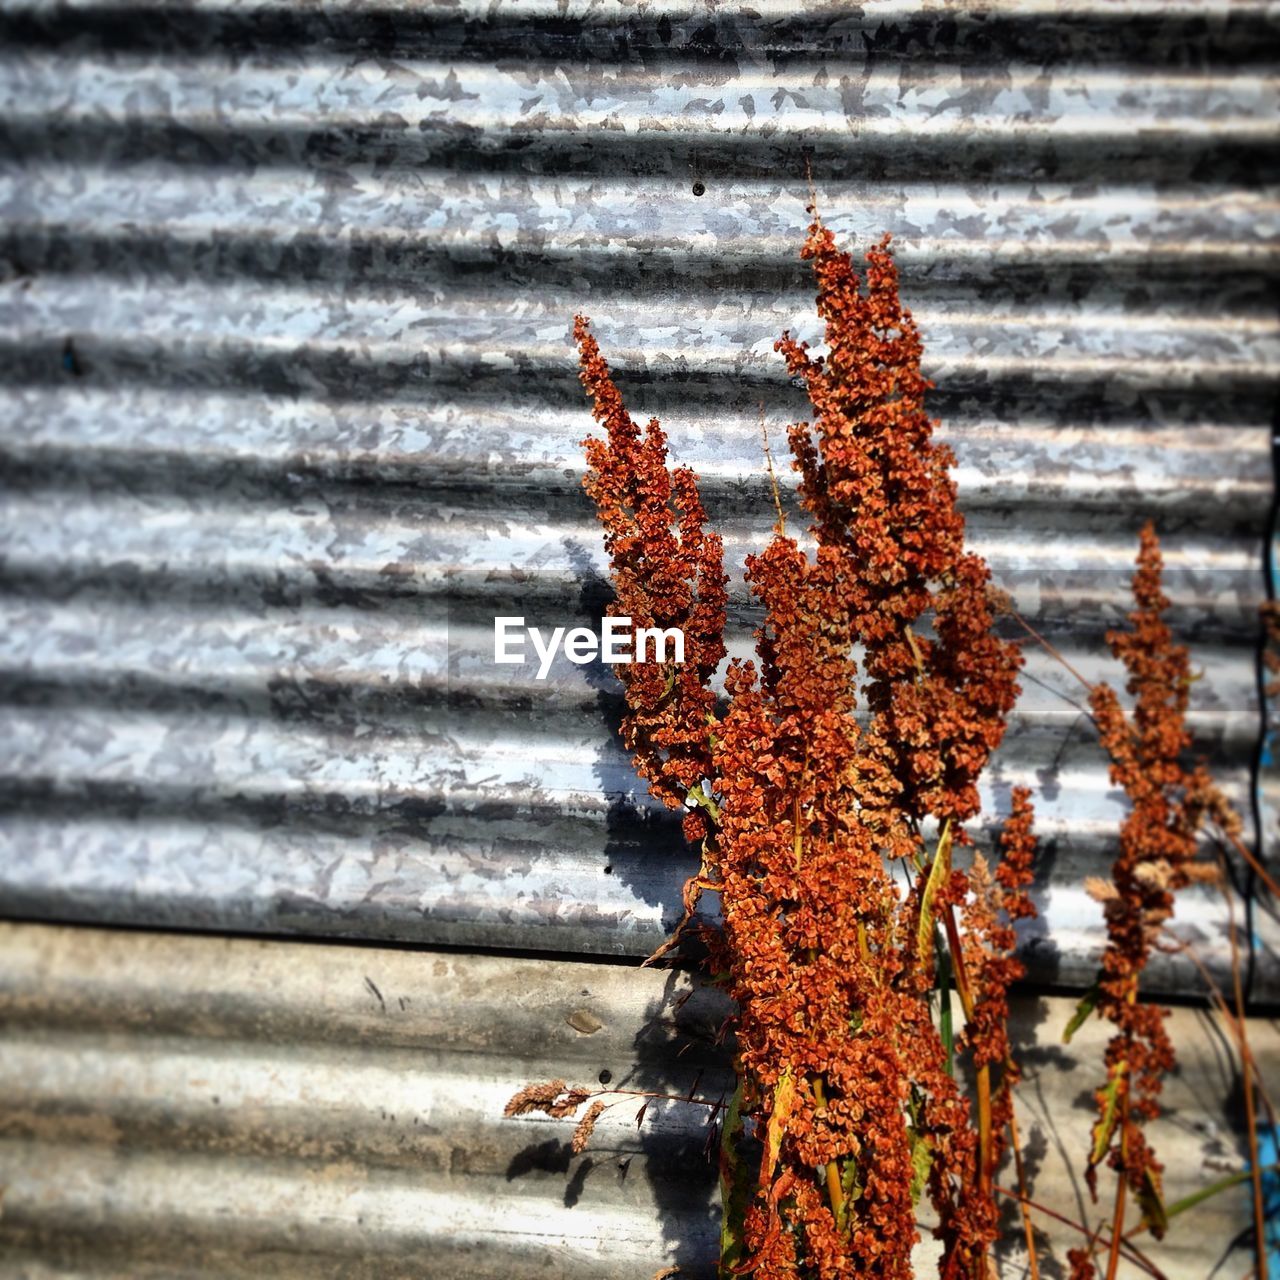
[598,1085,727,1111]
[1220,823,1280,903]
[993,1186,1169,1280]
[1161,929,1279,1131]
[803,150,818,214]
[1006,1103,1042,1280]
[760,404,786,537]
[1010,608,1097,693]
[1221,854,1269,1280]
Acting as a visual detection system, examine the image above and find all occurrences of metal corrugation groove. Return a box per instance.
[0,921,1273,1278]
[0,1,1276,997]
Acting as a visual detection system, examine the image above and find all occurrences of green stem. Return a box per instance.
[811,1076,846,1225]
[686,782,721,824]
[1155,1163,1280,1226]
[937,941,954,1078]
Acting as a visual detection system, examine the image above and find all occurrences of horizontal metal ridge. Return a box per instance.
[0,922,1273,1278]
[0,410,1270,528]
[0,2,1274,1002]
[3,1,1276,18]
[5,168,1279,255]
[6,271,1277,348]
[2,40,1276,183]
[0,646,1265,987]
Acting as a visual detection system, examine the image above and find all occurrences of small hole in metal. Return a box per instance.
[692,181,706,197]
[599,1068,613,1085]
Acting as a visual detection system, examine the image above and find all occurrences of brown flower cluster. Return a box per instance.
[1262,598,1280,704]
[504,1079,592,1120]
[569,217,1039,1280]
[503,1082,608,1154]
[574,316,728,817]
[1078,524,1227,1256]
[961,787,1038,1157]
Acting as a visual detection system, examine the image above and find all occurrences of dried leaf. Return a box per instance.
[917,821,953,974]
[1063,983,1100,1044]
[504,1079,567,1117]
[571,1100,607,1154]
[909,1130,934,1206]
[1137,1163,1168,1240]
[1083,876,1119,904]
[837,1156,862,1237]
[1090,1062,1127,1167]
[761,1067,797,1187]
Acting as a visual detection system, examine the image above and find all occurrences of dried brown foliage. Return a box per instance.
[1067,525,1254,1277]
[496,211,1272,1280]
[575,315,728,816]
[572,1100,608,1154]
[1263,600,1280,700]
[571,217,1040,1280]
[503,1079,592,1120]
[1085,530,1220,1205]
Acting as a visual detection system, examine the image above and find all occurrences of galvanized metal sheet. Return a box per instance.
[0,921,1273,1278]
[0,2,1276,993]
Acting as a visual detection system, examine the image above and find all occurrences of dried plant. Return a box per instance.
[502,217,1272,1280]
[504,1079,592,1120]
[556,216,1038,1280]
[1058,527,1265,1280]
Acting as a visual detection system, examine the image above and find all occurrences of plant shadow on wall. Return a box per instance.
[506,213,1275,1280]
[497,545,723,1274]
[501,967,731,1278]
[561,532,697,952]
[567,536,729,1273]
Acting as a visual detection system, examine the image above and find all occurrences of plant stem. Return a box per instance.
[1007,1104,1042,1280]
[992,1186,1169,1280]
[1222,856,1269,1280]
[1103,1064,1133,1280]
[942,905,975,1020]
[1010,609,1097,693]
[824,1162,845,1222]
[941,902,991,1198]
[760,405,786,537]
[938,945,955,1077]
[976,1064,993,1199]
[811,1076,846,1224]
[793,794,803,871]
[1222,825,1280,910]
[1162,929,1279,1130]
[940,901,995,1277]
[1104,1141,1128,1280]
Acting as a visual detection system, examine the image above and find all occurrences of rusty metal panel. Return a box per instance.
[0,920,1272,1278]
[0,2,1276,994]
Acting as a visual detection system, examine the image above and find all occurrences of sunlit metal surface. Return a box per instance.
[0,921,1272,1278]
[0,1,1276,999]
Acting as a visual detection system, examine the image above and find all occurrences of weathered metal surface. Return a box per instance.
[0,921,1273,1278]
[0,2,1276,993]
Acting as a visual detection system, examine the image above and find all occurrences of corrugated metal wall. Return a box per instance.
[0,922,1275,1279]
[0,1,1276,1274]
